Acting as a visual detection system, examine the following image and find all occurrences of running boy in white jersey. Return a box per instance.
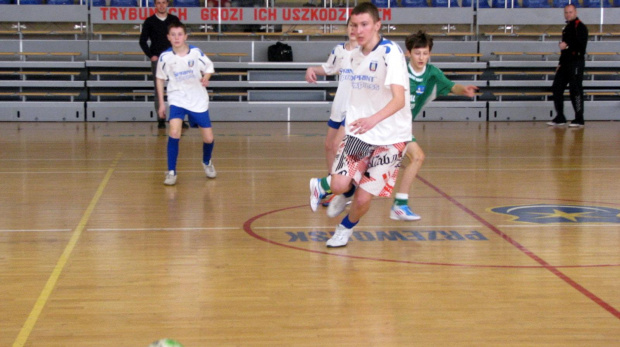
[305,18,357,206]
[390,31,478,221]
[156,21,216,186]
[309,2,412,248]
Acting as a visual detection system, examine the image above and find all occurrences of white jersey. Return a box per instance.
[345,37,412,145]
[156,45,214,113]
[322,43,354,122]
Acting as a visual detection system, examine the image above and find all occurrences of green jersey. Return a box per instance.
[408,63,455,120]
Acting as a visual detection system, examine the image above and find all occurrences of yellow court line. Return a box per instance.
[13,153,122,347]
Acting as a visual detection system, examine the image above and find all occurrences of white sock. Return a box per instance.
[395,193,409,201]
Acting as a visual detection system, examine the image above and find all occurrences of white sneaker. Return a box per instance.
[326,224,353,248]
[547,118,566,126]
[164,170,177,186]
[390,205,421,221]
[326,194,352,218]
[309,178,325,212]
[203,160,216,178]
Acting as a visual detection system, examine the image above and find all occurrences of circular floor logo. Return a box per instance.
[489,204,620,224]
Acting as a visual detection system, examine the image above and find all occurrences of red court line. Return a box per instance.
[416,175,620,320]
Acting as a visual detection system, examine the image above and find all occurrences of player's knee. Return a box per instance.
[407,145,424,164]
[354,192,371,206]
[169,129,182,139]
[414,150,425,164]
[330,179,351,195]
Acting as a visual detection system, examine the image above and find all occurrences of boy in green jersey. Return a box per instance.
[391,31,479,221]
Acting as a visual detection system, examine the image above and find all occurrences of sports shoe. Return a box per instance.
[546,117,566,126]
[569,120,584,128]
[326,224,353,248]
[182,121,189,129]
[320,193,334,207]
[164,170,177,186]
[309,178,326,212]
[326,194,353,218]
[203,160,217,178]
[157,119,166,129]
[390,205,421,221]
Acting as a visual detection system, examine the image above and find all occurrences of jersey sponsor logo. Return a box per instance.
[173,69,195,82]
[490,204,620,224]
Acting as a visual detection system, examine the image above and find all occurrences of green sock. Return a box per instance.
[320,176,332,195]
[394,198,408,206]
[394,193,408,206]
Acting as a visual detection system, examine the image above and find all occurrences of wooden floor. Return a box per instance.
[1,121,619,347]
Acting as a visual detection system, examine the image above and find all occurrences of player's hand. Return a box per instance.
[305,68,317,84]
[201,75,210,87]
[151,55,159,62]
[158,104,166,120]
[464,85,479,98]
[350,116,379,135]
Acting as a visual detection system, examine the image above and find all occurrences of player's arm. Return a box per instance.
[451,84,478,98]
[307,45,342,83]
[156,77,166,119]
[350,84,405,135]
[199,54,215,87]
[305,66,327,84]
[201,72,212,87]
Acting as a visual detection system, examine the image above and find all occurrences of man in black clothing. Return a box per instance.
[548,4,588,128]
[139,0,186,129]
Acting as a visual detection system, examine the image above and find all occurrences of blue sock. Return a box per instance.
[167,137,180,172]
[340,215,358,229]
[343,185,356,198]
[203,141,214,164]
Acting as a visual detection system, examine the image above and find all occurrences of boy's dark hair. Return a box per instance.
[351,2,380,23]
[405,30,434,52]
[167,20,186,34]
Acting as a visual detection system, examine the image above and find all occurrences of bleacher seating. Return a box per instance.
[462,0,491,8]
[141,0,154,6]
[47,0,75,4]
[371,0,398,7]
[17,0,45,4]
[174,0,200,6]
[0,1,619,122]
[0,0,13,4]
[522,0,550,7]
[401,0,429,6]
[552,0,574,7]
[492,0,520,7]
[109,0,137,6]
[583,0,612,7]
[432,0,459,6]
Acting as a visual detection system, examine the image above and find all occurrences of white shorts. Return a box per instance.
[332,135,406,197]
